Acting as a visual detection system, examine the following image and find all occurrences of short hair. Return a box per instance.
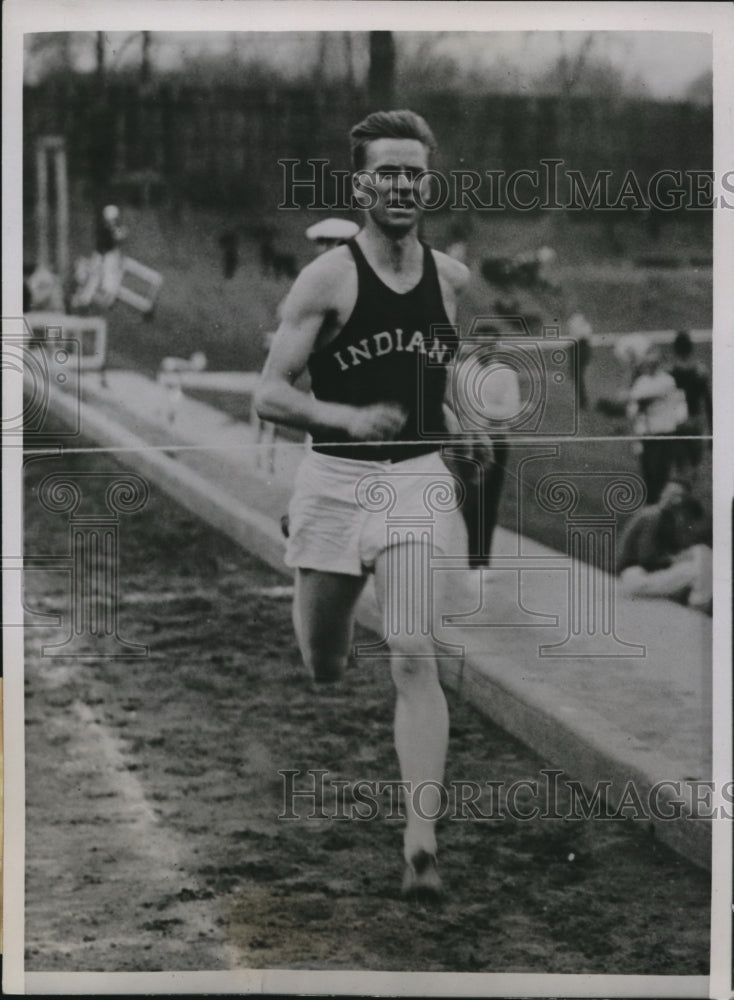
[350,110,437,171]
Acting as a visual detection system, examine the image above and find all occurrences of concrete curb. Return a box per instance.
[39,383,287,572]
[40,378,712,870]
[353,588,711,869]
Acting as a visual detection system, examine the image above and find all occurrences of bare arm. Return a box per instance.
[433,249,470,327]
[254,260,406,441]
[433,250,468,422]
[435,252,496,461]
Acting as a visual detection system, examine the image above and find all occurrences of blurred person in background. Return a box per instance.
[669,329,712,478]
[25,262,65,312]
[95,204,128,305]
[71,204,128,311]
[617,479,712,615]
[443,322,520,568]
[567,311,592,411]
[626,344,688,503]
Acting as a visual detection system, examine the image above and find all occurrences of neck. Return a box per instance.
[360,217,421,272]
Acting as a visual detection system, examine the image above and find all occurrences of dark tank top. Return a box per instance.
[308,239,456,462]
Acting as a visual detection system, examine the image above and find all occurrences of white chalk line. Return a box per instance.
[26,648,245,969]
[122,586,294,604]
[73,697,243,969]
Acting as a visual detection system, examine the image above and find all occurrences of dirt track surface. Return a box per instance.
[23,446,710,974]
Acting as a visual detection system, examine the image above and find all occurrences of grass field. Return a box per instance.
[46,191,713,372]
[26,194,713,553]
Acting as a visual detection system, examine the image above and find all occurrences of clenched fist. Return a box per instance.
[346,402,407,442]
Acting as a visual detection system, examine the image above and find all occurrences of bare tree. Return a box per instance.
[313,31,329,90]
[95,32,105,88]
[342,32,357,96]
[555,32,596,95]
[369,31,395,109]
[141,31,152,86]
[536,32,644,99]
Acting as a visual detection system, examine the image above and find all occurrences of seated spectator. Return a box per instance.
[617,480,712,614]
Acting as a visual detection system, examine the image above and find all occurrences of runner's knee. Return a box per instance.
[391,655,440,693]
[303,643,348,684]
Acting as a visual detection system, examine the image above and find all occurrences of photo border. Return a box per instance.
[3,1,732,996]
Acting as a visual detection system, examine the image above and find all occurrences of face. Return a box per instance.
[355,138,430,236]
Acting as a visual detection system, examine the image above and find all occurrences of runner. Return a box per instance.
[255,110,470,898]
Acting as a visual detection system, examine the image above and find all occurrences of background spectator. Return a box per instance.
[669,329,712,476]
[617,480,712,614]
[567,311,592,410]
[627,344,688,503]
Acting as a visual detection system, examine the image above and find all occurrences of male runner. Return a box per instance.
[255,110,470,897]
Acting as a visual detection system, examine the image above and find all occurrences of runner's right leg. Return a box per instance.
[293,568,367,683]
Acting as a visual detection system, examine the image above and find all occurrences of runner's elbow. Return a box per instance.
[254,370,298,423]
[253,375,279,422]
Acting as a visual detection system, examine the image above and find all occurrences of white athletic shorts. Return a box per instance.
[285,449,466,577]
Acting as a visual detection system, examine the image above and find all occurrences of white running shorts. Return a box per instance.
[285,449,466,576]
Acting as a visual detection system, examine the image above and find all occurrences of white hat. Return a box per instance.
[305,218,360,242]
[102,205,120,222]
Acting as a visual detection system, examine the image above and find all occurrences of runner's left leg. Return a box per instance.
[374,540,449,875]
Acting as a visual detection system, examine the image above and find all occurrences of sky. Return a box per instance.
[24,30,713,100]
[443,31,712,99]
